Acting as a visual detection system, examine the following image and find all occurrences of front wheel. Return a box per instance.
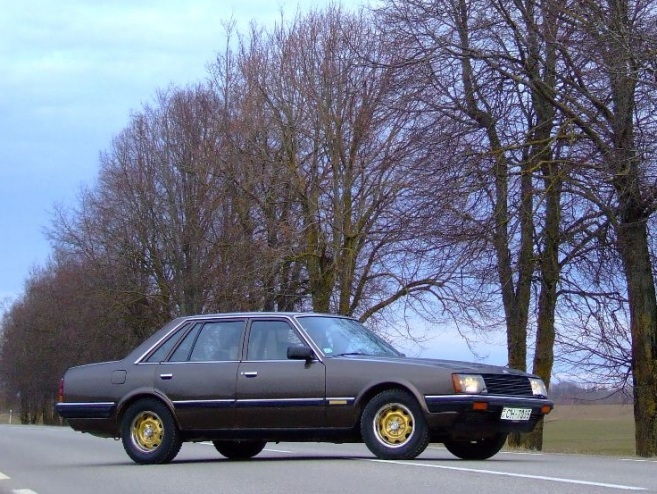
[213,440,267,460]
[121,398,182,464]
[360,389,430,460]
[444,433,508,460]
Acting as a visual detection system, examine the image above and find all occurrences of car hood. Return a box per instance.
[329,354,530,376]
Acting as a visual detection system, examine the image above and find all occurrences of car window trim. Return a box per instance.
[136,321,192,364]
[136,317,248,364]
[244,316,324,363]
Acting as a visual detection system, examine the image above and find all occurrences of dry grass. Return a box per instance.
[0,412,15,424]
[542,404,635,456]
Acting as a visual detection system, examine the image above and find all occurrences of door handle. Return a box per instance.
[159,373,173,380]
[241,371,258,378]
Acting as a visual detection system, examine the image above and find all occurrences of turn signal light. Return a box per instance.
[472,402,488,411]
[541,405,552,414]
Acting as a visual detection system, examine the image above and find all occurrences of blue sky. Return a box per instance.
[1,0,319,304]
[0,0,508,364]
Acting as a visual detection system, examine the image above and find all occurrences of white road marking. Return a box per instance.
[13,490,39,494]
[0,472,9,480]
[620,458,657,463]
[365,459,647,491]
[428,445,543,456]
[498,450,544,456]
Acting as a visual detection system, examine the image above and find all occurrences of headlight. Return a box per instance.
[529,378,548,397]
[452,374,487,394]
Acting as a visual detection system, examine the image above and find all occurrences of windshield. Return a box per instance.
[296,316,402,358]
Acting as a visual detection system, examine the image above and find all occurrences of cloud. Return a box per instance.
[0,0,359,308]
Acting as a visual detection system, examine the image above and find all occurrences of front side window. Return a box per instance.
[246,320,305,361]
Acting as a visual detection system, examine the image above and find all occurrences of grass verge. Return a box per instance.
[542,404,635,456]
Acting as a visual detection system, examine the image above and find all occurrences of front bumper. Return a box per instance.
[424,394,553,437]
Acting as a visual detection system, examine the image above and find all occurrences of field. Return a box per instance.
[0,411,17,425]
[542,404,635,456]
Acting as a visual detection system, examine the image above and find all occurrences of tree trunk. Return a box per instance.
[521,9,559,446]
[617,211,657,457]
[526,159,561,450]
[605,0,657,453]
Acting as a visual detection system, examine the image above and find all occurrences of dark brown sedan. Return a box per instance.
[56,313,553,464]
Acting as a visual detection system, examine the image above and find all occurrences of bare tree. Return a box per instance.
[522,0,657,456]
[378,0,657,455]
[211,6,462,320]
[0,256,143,424]
[376,0,634,451]
[51,85,262,317]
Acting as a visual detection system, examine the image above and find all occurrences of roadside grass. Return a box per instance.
[541,404,635,456]
[0,412,13,424]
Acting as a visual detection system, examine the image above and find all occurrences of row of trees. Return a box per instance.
[379,0,657,452]
[1,1,656,454]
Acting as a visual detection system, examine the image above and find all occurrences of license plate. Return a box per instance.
[500,407,532,421]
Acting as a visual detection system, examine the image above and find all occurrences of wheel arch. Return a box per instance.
[354,380,428,421]
[115,389,179,434]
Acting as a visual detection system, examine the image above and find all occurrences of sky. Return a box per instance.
[0,0,508,365]
[0,0,313,304]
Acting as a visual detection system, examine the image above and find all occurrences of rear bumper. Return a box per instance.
[55,402,119,438]
[55,402,116,419]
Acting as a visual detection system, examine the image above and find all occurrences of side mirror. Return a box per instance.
[287,345,315,361]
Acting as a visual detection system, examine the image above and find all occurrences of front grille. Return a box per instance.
[482,373,533,396]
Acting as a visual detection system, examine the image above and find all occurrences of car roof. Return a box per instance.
[175,312,354,321]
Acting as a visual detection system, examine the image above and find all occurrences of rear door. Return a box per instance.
[154,318,245,430]
[236,318,326,428]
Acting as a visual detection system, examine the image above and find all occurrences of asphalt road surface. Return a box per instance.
[0,425,655,494]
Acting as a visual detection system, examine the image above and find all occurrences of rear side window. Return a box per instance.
[169,324,201,362]
[189,321,244,361]
[146,320,246,363]
[145,325,189,363]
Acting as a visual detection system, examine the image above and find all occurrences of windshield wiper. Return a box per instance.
[332,352,369,357]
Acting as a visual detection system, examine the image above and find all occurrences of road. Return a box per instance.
[0,425,655,494]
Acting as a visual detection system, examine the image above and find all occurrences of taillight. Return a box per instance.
[58,378,65,403]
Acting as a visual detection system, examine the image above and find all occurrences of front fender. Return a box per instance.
[354,379,430,414]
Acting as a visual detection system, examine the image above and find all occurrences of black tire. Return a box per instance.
[360,389,430,460]
[121,398,182,465]
[213,440,267,460]
[444,433,508,460]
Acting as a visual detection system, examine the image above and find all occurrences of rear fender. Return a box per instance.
[115,388,180,429]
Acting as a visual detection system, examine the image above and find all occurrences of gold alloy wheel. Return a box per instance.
[373,402,414,447]
[130,411,164,453]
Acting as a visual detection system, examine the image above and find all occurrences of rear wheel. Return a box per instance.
[121,398,182,465]
[213,440,267,460]
[444,433,508,460]
[360,389,430,460]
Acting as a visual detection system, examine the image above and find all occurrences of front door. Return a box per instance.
[236,318,326,428]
